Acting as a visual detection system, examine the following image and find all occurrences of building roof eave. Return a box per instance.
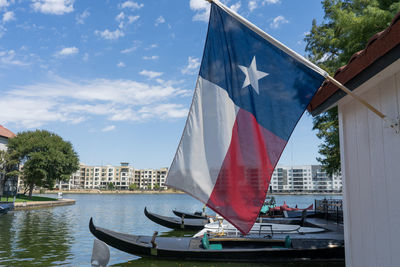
[308,11,400,116]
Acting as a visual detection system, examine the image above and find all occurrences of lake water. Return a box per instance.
[0,193,343,266]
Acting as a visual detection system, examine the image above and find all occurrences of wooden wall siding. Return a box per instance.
[0,137,7,151]
[338,66,400,267]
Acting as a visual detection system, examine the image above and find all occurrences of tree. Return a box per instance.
[129,183,138,191]
[0,150,19,199]
[305,0,400,175]
[153,184,161,191]
[312,108,340,176]
[7,130,79,198]
[107,182,115,190]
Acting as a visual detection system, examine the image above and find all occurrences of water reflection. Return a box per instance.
[0,212,15,265]
[0,209,74,266]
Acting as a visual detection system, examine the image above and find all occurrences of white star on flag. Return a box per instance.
[238,56,269,94]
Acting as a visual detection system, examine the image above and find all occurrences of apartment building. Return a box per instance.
[59,163,168,190]
[61,163,340,193]
[269,165,342,193]
[133,168,168,190]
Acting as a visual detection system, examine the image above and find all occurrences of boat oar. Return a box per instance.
[91,238,110,267]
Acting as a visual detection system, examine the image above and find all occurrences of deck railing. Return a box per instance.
[315,199,343,223]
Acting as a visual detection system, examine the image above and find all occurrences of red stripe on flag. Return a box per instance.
[207,108,286,234]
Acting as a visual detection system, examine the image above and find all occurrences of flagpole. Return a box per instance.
[207,0,400,132]
[324,75,385,119]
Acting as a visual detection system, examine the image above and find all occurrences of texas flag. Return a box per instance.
[166,1,325,234]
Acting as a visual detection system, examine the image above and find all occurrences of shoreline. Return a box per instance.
[36,189,185,195]
[13,198,75,210]
[36,189,342,196]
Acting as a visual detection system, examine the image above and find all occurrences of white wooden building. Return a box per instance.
[0,125,15,152]
[0,125,16,196]
[308,12,400,267]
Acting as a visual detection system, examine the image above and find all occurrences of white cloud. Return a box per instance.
[155,16,165,26]
[144,44,158,51]
[116,12,125,21]
[0,50,30,66]
[102,125,115,132]
[0,75,189,128]
[181,56,200,75]
[76,9,89,24]
[56,46,79,57]
[270,15,288,29]
[192,11,209,22]
[2,11,15,23]
[117,61,125,67]
[248,1,257,12]
[263,0,280,4]
[0,97,65,128]
[189,0,208,10]
[0,0,9,8]
[190,0,210,22]
[139,70,162,79]
[230,2,241,12]
[138,104,188,120]
[142,55,158,60]
[95,29,124,40]
[121,42,140,54]
[31,0,74,15]
[120,1,143,10]
[127,15,139,24]
[121,47,136,54]
[116,13,139,29]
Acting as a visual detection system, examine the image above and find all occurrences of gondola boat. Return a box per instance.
[0,206,7,215]
[193,220,326,238]
[144,207,209,230]
[266,203,314,217]
[89,218,345,262]
[172,209,208,219]
[284,210,316,218]
[0,202,14,215]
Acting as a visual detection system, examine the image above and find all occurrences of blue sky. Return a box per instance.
[0,0,325,169]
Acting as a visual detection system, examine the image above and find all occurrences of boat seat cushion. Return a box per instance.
[260,205,269,214]
[285,235,292,248]
[272,236,292,249]
[202,234,222,250]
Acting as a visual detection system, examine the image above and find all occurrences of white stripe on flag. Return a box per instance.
[166,76,239,202]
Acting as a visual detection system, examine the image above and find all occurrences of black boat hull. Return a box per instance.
[172,209,208,219]
[89,218,345,262]
[144,207,208,230]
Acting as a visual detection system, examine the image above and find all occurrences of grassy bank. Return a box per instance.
[1,195,57,202]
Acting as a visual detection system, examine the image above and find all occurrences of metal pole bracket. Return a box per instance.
[384,117,400,134]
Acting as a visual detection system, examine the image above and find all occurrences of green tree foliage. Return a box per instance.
[7,130,79,198]
[0,150,19,198]
[305,0,400,175]
[129,183,138,191]
[107,182,115,190]
[153,184,161,191]
[312,108,340,176]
